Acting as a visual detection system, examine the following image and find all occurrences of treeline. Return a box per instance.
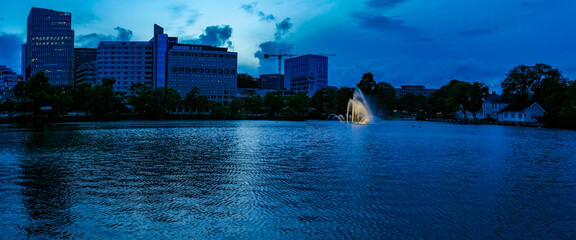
[3,63,576,129]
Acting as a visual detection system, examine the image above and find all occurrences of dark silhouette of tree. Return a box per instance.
[356,73,377,95]
[372,82,397,114]
[13,72,59,118]
[287,92,310,118]
[147,87,181,118]
[311,87,338,118]
[184,87,208,115]
[237,73,258,88]
[127,83,151,114]
[264,90,285,118]
[243,94,263,116]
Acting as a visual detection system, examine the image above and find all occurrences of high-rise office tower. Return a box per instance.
[284,54,328,96]
[24,7,74,87]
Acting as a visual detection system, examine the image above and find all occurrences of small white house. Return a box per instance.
[455,93,511,120]
[498,102,546,123]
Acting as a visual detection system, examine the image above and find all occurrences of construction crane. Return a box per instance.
[263,49,296,75]
[264,50,335,75]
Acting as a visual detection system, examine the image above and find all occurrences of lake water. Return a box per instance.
[1,120,575,239]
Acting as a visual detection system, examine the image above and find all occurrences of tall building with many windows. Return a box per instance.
[95,25,237,104]
[23,7,74,87]
[0,65,19,99]
[167,44,237,103]
[96,41,153,93]
[284,54,328,96]
[74,48,97,84]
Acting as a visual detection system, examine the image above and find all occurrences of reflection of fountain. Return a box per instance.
[327,88,373,124]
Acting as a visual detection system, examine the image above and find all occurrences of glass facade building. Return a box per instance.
[284,54,328,96]
[24,7,74,87]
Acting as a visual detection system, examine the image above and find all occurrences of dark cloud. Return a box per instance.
[258,11,276,22]
[460,28,494,36]
[76,27,133,48]
[199,25,233,47]
[241,2,276,22]
[114,27,133,41]
[240,2,257,12]
[352,11,421,33]
[181,25,233,47]
[0,33,24,74]
[73,12,99,25]
[254,41,295,74]
[274,18,293,40]
[365,0,410,8]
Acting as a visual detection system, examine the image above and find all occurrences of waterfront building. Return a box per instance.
[498,102,546,123]
[74,48,97,84]
[75,61,97,86]
[95,25,237,104]
[395,85,437,98]
[96,41,153,93]
[166,44,237,103]
[284,54,328,96]
[258,74,284,90]
[23,7,74,87]
[236,88,294,98]
[0,65,19,99]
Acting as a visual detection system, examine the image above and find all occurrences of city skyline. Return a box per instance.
[1,0,576,91]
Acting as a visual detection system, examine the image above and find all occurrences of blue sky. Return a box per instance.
[1,0,576,91]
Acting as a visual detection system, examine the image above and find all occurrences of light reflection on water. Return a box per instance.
[1,120,576,239]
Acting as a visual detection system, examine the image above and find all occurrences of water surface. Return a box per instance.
[1,120,575,239]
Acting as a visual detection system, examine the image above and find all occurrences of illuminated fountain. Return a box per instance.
[328,88,373,124]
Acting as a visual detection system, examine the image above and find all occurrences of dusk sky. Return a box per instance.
[1,0,576,91]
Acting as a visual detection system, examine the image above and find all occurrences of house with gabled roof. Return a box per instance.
[498,101,546,123]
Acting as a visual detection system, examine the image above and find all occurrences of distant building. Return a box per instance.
[498,102,546,123]
[396,85,437,98]
[96,41,154,93]
[454,92,545,123]
[75,61,97,86]
[258,74,284,89]
[0,65,19,99]
[166,44,237,103]
[236,88,294,98]
[74,48,97,85]
[95,24,238,104]
[284,54,328,96]
[23,7,74,87]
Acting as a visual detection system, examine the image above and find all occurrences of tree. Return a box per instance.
[264,90,285,118]
[127,83,152,114]
[237,73,258,88]
[287,92,310,119]
[310,87,338,118]
[467,82,489,121]
[336,87,354,114]
[13,71,59,118]
[446,82,472,119]
[243,94,263,116]
[372,82,397,114]
[428,79,465,117]
[147,87,181,118]
[502,64,567,101]
[85,78,124,118]
[184,87,208,115]
[356,72,377,95]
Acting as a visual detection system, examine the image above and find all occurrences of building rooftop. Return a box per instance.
[499,101,538,113]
